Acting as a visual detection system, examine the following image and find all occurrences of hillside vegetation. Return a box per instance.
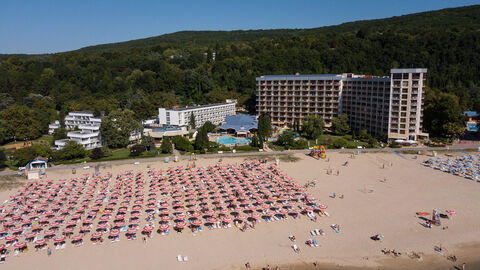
[1,5,479,141]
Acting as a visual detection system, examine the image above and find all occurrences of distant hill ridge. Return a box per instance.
[74,4,480,53]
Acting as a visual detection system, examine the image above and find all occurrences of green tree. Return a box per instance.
[0,149,6,168]
[333,138,348,149]
[367,137,378,148]
[293,138,308,149]
[0,93,15,111]
[250,135,259,147]
[276,130,295,149]
[358,129,370,141]
[53,128,68,142]
[57,141,86,160]
[301,115,324,140]
[424,90,465,138]
[376,132,388,143]
[12,144,52,167]
[149,92,177,109]
[258,114,272,140]
[160,137,173,153]
[172,136,194,152]
[90,147,104,160]
[130,144,146,156]
[100,109,142,148]
[1,105,43,140]
[331,114,350,135]
[202,121,216,133]
[0,119,13,144]
[141,136,156,151]
[190,112,196,129]
[194,127,209,152]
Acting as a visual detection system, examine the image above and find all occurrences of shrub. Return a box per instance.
[292,138,308,149]
[0,150,6,168]
[194,127,209,151]
[172,136,194,152]
[367,137,378,148]
[56,141,86,160]
[52,128,68,142]
[160,138,173,154]
[90,147,104,160]
[332,138,348,149]
[141,136,156,151]
[130,144,146,156]
[233,145,259,152]
[13,144,52,166]
[202,121,216,133]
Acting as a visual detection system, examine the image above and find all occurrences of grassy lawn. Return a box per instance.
[1,134,54,148]
[35,135,54,145]
[53,148,170,165]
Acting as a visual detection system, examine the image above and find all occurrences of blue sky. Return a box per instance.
[1,0,479,54]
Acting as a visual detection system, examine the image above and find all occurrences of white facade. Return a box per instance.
[388,68,429,141]
[64,111,102,129]
[55,111,103,150]
[55,124,102,150]
[159,103,236,127]
[48,120,60,134]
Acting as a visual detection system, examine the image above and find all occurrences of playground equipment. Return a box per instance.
[310,145,326,160]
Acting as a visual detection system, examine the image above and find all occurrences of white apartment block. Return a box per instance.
[256,68,428,141]
[158,102,236,127]
[48,120,60,134]
[54,111,103,150]
[388,68,429,141]
[64,111,102,129]
[55,124,102,150]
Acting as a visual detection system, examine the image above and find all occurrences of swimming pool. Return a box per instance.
[217,137,251,145]
[467,123,478,131]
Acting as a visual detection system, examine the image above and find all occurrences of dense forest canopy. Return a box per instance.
[1,5,480,139]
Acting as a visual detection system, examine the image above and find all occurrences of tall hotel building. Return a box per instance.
[256,68,428,141]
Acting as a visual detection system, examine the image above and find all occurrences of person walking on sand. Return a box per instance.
[47,247,51,257]
[462,262,466,270]
[245,262,251,268]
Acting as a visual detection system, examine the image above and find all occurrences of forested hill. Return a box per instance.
[76,5,480,52]
[1,5,480,140]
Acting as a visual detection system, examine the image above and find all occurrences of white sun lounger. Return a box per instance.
[177,255,183,262]
[183,256,188,262]
[310,230,316,236]
[292,244,299,253]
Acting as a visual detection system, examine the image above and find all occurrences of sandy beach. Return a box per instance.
[1,150,480,270]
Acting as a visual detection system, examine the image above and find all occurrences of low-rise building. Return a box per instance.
[55,124,102,150]
[158,102,236,127]
[218,115,258,137]
[64,111,102,129]
[48,120,60,134]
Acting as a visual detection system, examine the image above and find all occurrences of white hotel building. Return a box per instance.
[158,102,236,127]
[54,111,103,150]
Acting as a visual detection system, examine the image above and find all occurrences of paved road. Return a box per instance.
[1,144,479,177]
